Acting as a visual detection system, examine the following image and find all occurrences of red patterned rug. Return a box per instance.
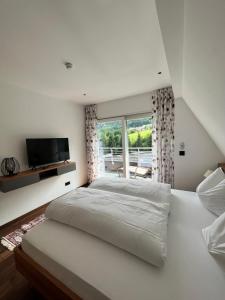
[1,214,46,251]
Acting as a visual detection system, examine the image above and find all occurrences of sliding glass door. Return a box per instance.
[97,114,152,179]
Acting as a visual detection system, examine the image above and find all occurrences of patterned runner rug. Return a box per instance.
[1,214,46,251]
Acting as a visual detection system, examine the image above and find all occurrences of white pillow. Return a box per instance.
[196,167,225,193]
[202,211,225,256]
[198,179,225,216]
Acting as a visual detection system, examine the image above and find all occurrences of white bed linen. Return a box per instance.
[198,179,225,216]
[22,189,225,300]
[202,211,225,256]
[45,187,169,267]
[196,167,225,193]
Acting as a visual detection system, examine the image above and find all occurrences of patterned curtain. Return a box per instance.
[152,87,175,187]
[85,104,98,183]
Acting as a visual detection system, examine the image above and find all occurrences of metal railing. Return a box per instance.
[98,147,152,167]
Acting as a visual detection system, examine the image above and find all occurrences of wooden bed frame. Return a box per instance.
[14,246,82,300]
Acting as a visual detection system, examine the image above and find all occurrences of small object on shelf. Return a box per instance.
[1,157,20,176]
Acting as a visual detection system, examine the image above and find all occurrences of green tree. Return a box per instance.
[136,132,142,147]
[98,126,152,148]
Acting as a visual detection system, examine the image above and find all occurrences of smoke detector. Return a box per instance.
[64,62,73,69]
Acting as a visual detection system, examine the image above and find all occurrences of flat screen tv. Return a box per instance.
[26,138,70,168]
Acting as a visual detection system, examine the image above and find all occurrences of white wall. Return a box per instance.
[97,93,224,191]
[0,83,87,226]
[156,0,225,157]
[182,0,225,157]
[174,98,224,191]
[97,92,153,119]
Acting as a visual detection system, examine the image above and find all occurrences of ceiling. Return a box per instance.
[156,0,184,99]
[0,0,171,103]
[156,0,225,157]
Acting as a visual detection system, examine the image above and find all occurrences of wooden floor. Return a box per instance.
[0,249,45,300]
[0,204,49,300]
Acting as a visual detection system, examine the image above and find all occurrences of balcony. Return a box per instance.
[98,147,152,178]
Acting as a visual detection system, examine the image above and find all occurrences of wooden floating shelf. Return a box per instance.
[0,162,76,193]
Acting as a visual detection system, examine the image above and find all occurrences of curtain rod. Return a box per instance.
[97,111,152,121]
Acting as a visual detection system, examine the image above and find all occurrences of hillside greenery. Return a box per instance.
[97,117,152,148]
[128,129,152,147]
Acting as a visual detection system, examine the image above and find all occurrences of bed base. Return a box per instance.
[14,246,82,300]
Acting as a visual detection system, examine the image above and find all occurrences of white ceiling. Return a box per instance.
[155,0,184,99]
[182,0,225,156]
[156,0,225,157]
[0,0,171,104]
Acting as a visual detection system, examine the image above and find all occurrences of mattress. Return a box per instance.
[22,189,225,300]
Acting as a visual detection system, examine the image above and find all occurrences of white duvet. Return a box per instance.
[46,187,169,267]
[89,177,171,205]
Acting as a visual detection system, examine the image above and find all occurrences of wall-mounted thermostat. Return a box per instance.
[179,142,185,156]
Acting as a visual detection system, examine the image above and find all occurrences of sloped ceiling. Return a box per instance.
[155,0,184,99]
[156,0,225,157]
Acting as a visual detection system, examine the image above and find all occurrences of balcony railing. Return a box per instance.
[98,147,153,168]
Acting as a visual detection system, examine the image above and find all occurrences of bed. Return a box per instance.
[15,188,225,300]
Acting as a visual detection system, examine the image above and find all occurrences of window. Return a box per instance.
[97,114,152,179]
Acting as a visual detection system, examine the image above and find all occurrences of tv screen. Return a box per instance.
[26,138,70,167]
